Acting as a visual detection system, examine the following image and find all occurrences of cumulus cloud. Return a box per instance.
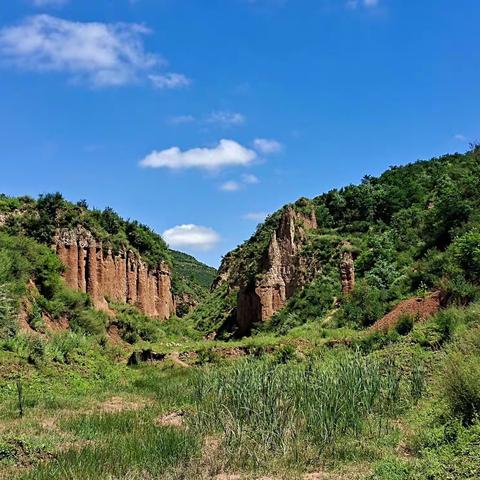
[139,139,257,171]
[220,181,241,192]
[242,173,259,184]
[454,134,467,141]
[253,138,283,155]
[162,224,220,251]
[0,15,185,87]
[206,111,246,126]
[243,212,268,221]
[149,72,191,89]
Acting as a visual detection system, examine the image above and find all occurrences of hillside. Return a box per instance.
[189,147,480,337]
[0,193,215,322]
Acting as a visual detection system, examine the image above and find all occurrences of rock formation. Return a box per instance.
[340,243,355,295]
[233,206,319,334]
[55,227,175,319]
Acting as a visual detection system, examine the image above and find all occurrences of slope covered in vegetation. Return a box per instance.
[190,147,480,337]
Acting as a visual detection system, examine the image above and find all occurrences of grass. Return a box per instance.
[189,350,424,471]
[18,424,198,480]
[2,302,480,479]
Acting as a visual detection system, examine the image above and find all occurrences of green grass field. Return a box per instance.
[1,303,480,479]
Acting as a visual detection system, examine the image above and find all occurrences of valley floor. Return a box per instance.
[1,303,480,479]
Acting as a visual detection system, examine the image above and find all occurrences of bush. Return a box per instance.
[0,284,16,338]
[442,327,480,424]
[47,332,88,363]
[395,314,414,336]
[111,304,163,344]
[341,280,386,328]
[434,308,464,343]
[439,275,479,307]
[70,309,108,336]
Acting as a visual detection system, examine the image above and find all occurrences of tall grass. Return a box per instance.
[19,414,198,480]
[191,351,424,468]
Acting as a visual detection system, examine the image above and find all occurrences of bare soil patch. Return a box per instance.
[371,291,441,332]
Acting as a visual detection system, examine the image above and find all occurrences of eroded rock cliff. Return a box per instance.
[217,205,320,334]
[340,242,355,295]
[55,227,175,319]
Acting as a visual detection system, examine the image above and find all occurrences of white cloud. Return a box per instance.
[243,212,268,221]
[32,0,68,6]
[162,224,220,251]
[168,114,196,125]
[220,180,241,192]
[206,111,246,126]
[149,72,191,89]
[242,173,259,184]
[346,0,379,8]
[139,139,257,171]
[253,138,283,154]
[0,15,186,87]
[454,134,467,141]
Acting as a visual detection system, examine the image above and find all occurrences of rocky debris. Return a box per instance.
[55,226,175,319]
[340,242,355,295]
[236,205,319,335]
[371,291,442,332]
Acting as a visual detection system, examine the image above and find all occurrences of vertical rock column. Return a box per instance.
[156,262,175,319]
[340,244,355,295]
[55,228,175,319]
[86,241,99,304]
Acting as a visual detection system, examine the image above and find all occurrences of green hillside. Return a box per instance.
[0,193,215,314]
[188,146,480,337]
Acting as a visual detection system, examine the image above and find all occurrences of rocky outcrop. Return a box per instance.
[340,242,355,295]
[55,227,175,319]
[234,206,318,334]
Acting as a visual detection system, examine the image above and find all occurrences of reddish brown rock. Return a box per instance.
[55,227,174,319]
[340,242,355,295]
[233,205,319,334]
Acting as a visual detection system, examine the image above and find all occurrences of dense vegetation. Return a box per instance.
[189,146,480,336]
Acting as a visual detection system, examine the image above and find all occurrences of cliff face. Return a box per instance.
[55,227,175,319]
[218,206,320,335]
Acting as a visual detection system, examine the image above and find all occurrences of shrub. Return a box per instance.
[0,284,16,338]
[439,275,479,307]
[47,332,88,363]
[434,308,464,343]
[395,314,414,336]
[70,309,108,336]
[442,327,480,424]
[341,280,386,328]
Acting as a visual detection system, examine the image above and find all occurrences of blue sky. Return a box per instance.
[0,0,479,266]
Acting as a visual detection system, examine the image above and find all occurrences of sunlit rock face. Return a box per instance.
[55,227,175,319]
